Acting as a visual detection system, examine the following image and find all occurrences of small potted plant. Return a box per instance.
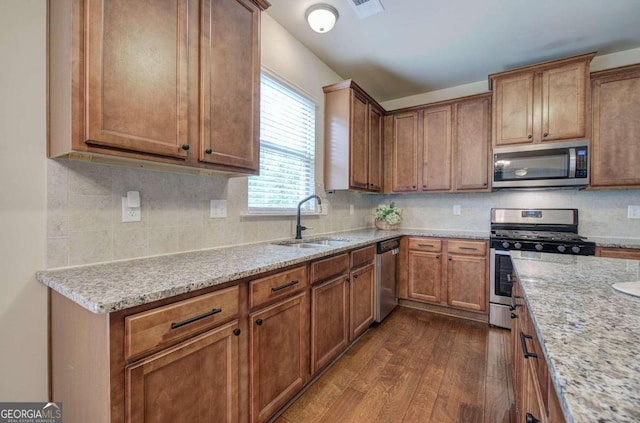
[374,202,402,230]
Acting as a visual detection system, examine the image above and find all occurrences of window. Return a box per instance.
[248,73,317,212]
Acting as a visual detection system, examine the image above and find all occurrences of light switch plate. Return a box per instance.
[210,200,227,218]
[453,205,461,216]
[628,205,640,219]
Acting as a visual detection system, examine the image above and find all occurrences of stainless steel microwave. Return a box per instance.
[492,140,589,189]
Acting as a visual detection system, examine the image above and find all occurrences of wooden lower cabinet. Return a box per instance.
[402,237,487,316]
[311,275,349,375]
[596,246,640,260]
[125,320,240,423]
[349,262,375,340]
[407,250,442,303]
[446,254,487,312]
[249,291,309,423]
[512,278,566,423]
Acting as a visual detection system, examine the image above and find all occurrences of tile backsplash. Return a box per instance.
[47,159,640,268]
[47,160,377,268]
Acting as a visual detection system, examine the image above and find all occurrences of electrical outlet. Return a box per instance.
[122,197,141,222]
[350,204,354,215]
[453,205,461,216]
[210,200,227,218]
[628,205,640,219]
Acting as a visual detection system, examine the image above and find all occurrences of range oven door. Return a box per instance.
[489,248,515,329]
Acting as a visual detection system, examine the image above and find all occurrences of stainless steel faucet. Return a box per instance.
[295,195,322,239]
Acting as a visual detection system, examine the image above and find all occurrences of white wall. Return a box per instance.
[0,1,48,400]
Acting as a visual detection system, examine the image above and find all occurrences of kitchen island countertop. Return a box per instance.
[36,228,488,314]
[511,251,640,423]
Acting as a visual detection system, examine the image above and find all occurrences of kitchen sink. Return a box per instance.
[272,238,353,248]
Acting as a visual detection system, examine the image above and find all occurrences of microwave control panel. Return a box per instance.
[576,147,588,177]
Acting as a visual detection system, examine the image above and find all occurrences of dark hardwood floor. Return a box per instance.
[275,307,515,423]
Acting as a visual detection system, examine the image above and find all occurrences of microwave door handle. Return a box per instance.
[568,148,577,178]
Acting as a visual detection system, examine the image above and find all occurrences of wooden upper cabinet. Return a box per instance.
[199,0,261,172]
[454,95,491,191]
[493,72,535,146]
[350,90,370,189]
[48,0,269,175]
[85,0,193,159]
[490,52,595,147]
[388,93,491,193]
[391,111,420,192]
[541,62,588,142]
[368,105,384,191]
[421,105,452,191]
[590,64,640,188]
[323,80,384,192]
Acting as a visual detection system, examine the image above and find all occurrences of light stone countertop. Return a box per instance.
[36,228,489,314]
[587,236,640,249]
[511,251,640,423]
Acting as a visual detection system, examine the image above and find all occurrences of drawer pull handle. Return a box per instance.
[459,246,478,251]
[520,332,538,359]
[271,280,299,292]
[418,243,434,247]
[510,303,522,311]
[171,308,222,330]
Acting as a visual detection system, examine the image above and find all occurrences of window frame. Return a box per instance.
[246,69,321,215]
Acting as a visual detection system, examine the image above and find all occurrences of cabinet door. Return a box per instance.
[391,112,419,192]
[311,275,349,375]
[541,61,587,142]
[407,250,442,303]
[591,67,640,188]
[250,292,309,423]
[454,96,491,191]
[522,358,548,423]
[200,0,260,171]
[85,0,193,159]
[350,91,369,189]
[446,254,487,312]
[368,105,384,192]
[125,320,240,423]
[349,263,375,340]
[421,105,452,191]
[494,72,535,146]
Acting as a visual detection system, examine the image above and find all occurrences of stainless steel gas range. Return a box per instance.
[489,208,595,329]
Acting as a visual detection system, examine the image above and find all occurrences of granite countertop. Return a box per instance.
[36,228,489,314]
[511,251,640,423]
[587,236,640,249]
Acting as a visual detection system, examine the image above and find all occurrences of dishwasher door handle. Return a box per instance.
[391,248,400,255]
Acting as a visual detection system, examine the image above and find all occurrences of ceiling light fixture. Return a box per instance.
[305,4,339,33]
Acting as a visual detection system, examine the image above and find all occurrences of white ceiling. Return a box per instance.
[266,0,640,102]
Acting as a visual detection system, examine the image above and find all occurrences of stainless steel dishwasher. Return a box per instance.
[375,237,400,322]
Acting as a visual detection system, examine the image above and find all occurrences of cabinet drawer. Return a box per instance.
[447,240,487,256]
[351,245,376,269]
[125,285,239,360]
[311,253,349,284]
[250,265,308,309]
[408,237,442,252]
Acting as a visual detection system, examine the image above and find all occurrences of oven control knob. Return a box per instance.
[514,242,522,249]
[501,241,510,249]
[557,245,566,253]
[571,245,581,254]
[535,243,543,251]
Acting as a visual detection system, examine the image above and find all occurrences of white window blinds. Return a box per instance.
[248,73,316,212]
